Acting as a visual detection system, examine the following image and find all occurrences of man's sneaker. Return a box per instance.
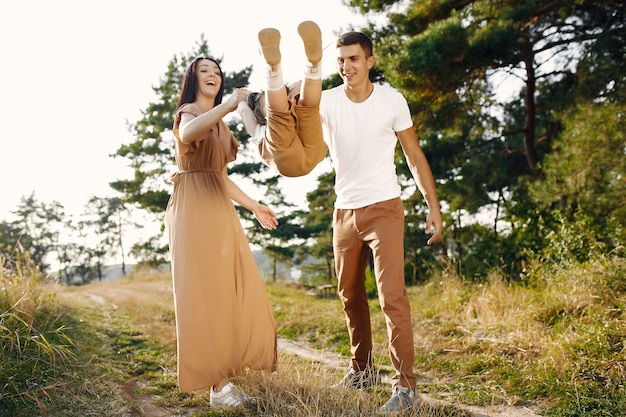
[379,384,418,415]
[333,367,379,389]
[210,382,256,409]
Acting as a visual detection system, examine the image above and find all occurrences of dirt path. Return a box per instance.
[276,339,541,417]
[120,379,175,417]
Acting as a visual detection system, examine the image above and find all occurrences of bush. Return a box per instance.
[0,253,76,415]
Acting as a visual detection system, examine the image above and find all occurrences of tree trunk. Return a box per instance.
[272,257,277,283]
[325,255,333,283]
[524,52,539,175]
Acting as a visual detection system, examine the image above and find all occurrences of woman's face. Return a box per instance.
[195,59,222,98]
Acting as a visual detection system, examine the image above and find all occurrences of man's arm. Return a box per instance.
[397,127,443,245]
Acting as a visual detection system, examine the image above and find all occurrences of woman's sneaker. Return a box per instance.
[379,384,418,415]
[210,382,256,409]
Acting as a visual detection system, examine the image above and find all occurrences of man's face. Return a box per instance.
[336,44,374,88]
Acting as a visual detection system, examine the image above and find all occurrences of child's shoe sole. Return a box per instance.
[297,21,322,64]
[258,28,281,67]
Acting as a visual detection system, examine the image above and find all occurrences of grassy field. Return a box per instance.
[1,254,625,416]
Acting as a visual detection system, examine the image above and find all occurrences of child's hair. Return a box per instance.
[246,92,266,125]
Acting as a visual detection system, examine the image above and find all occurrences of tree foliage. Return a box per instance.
[8,194,65,273]
[78,197,130,281]
[530,102,626,249]
[303,171,336,283]
[110,34,254,214]
[344,0,625,277]
[367,0,624,180]
[4,3,624,284]
[109,34,322,273]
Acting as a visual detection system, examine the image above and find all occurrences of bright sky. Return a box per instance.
[0,0,372,222]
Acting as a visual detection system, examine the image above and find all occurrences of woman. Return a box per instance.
[165,56,278,409]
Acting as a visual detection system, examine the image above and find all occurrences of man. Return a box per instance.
[320,31,443,414]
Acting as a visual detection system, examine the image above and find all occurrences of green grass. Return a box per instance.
[267,283,348,351]
[2,253,626,416]
[1,256,77,416]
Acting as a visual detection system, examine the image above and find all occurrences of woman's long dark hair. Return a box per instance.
[176,56,225,110]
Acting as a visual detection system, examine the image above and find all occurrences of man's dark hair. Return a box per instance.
[336,32,373,57]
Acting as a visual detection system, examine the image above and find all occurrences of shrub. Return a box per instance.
[0,253,76,415]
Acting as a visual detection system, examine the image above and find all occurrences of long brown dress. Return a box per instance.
[165,103,277,393]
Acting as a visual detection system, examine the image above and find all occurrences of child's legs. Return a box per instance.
[297,21,322,107]
[297,77,321,107]
[261,105,324,177]
[256,21,324,177]
[262,107,320,177]
[265,107,299,152]
[259,27,289,112]
[294,105,324,149]
[266,87,290,113]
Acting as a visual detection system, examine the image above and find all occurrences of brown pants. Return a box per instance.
[259,102,327,177]
[333,197,416,388]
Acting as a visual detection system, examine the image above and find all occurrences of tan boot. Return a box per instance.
[297,21,322,65]
[258,28,281,67]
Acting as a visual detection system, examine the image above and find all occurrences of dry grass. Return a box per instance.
[1,254,77,416]
[3,254,626,416]
[49,270,471,416]
[405,256,626,413]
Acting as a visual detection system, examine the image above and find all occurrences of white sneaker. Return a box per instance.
[333,367,380,389]
[379,384,419,415]
[210,382,255,409]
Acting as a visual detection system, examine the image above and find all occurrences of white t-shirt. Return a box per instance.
[237,101,266,145]
[320,84,414,209]
[251,124,266,145]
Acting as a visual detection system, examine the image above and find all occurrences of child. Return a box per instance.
[238,82,301,148]
[238,21,327,177]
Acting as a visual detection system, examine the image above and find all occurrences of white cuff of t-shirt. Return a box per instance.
[237,100,250,113]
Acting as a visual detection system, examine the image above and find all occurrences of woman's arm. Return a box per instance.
[223,172,278,230]
[179,89,249,144]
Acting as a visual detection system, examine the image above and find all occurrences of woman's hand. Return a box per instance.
[224,88,251,112]
[253,203,278,230]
